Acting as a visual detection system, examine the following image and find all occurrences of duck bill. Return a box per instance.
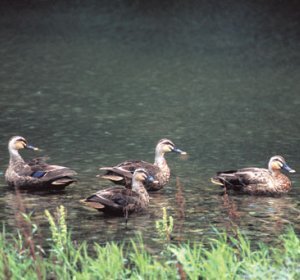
[172,147,187,155]
[282,163,296,173]
[146,175,157,184]
[26,144,39,151]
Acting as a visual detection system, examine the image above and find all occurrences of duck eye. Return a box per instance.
[276,160,283,167]
[21,140,27,146]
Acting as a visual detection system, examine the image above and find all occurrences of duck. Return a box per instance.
[81,168,154,217]
[211,155,295,195]
[5,136,77,191]
[99,138,186,192]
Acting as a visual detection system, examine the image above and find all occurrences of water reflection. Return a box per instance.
[1,168,300,246]
[211,192,300,240]
[0,0,300,247]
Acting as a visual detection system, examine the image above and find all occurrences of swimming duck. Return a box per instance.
[5,136,77,190]
[81,168,153,216]
[99,138,186,192]
[211,155,295,195]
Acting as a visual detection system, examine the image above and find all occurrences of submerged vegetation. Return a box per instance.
[0,205,300,279]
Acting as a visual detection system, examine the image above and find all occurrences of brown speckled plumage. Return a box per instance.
[99,139,186,192]
[5,136,77,191]
[81,168,151,216]
[211,156,295,195]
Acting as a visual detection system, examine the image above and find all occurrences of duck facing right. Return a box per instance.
[5,136,77,191]
[211,155,295,195]
[99,138,186,192]
[81,168,154,217]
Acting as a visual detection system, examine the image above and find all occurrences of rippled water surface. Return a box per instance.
[0,0,300,247]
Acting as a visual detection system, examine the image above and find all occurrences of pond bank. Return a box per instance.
[1,206,299,279]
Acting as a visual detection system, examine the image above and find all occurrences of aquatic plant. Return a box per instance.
[45,205,68,251]
[0,206,300,279]
[155,207,174,242]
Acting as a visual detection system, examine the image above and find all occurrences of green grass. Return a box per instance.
[0,206,300,280]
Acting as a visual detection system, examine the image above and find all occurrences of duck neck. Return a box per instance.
[132,179,149,200]
[9,148,24,164]
[154,151,167,168]
[268,162,281,176]
[154,151,170,179]
[268,167,281,177]
[271,170,281,177]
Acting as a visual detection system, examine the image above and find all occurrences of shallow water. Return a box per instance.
[0,0,300,247]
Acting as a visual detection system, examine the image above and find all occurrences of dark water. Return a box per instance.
[0,0,300,247]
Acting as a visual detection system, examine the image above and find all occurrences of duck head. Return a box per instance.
[132,168,157,190]
[8,136,39,152]
[268,155,295,174]
[155,138,186,156]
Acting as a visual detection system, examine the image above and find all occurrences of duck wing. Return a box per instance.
[117,160,160,178]
[22,157,77,186]
[5,156,76,190]
[100,160,159,186]
[82,187,139,213]
[27,157,49,167]
[213,167,270,188]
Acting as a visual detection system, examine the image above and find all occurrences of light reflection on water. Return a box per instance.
[0,1,300,248]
